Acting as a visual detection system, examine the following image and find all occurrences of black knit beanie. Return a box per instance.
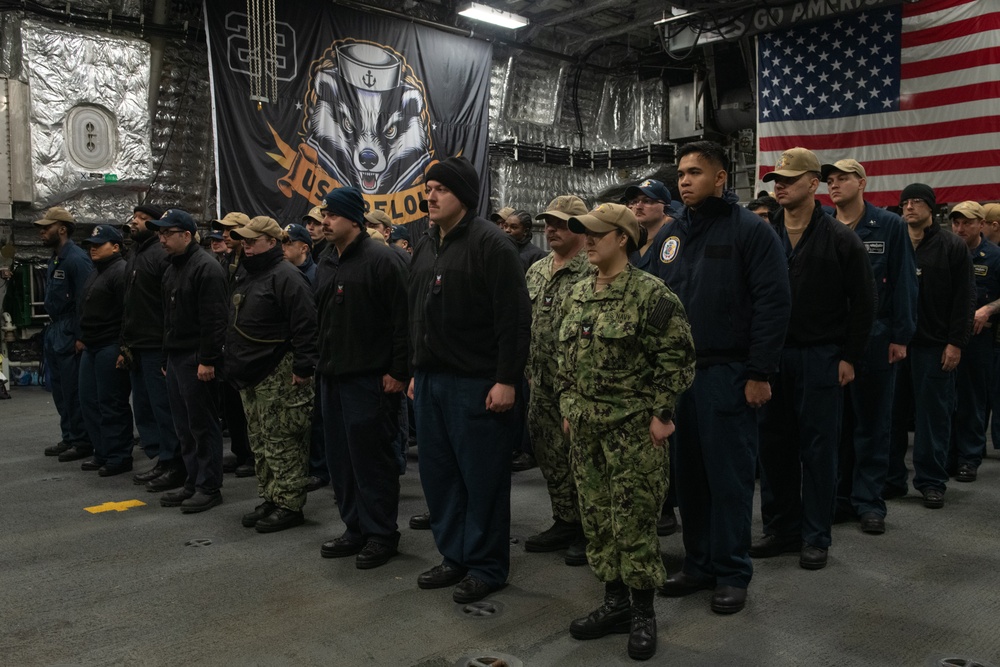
[900,183,936,208]
[419,157,480,212]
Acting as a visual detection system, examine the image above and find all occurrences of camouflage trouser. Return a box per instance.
[240,353,314,512]
[569,413,668,589]
[528,383,579,523]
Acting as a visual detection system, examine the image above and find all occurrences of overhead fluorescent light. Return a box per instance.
[458,2,529,29]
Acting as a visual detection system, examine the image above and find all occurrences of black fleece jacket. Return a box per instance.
[316,230,409,381]
[911,223,975,348]
[162,241,228,364]
[225,244,318,388]
[772,201,876,364]
[408,212,531,385]
[80,254,127,347]
[120,233,171,351]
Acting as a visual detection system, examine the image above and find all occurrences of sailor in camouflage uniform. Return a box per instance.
[556,203,695,662]
[523,195,594,565]
[226,217,318,533]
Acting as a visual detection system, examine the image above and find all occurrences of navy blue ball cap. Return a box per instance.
[82,224,124,246]
[283,223,313,247]
[149,209,198,233]
[389,225,410,242]
[624,179,672,204]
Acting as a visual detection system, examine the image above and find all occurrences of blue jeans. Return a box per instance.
[839,330,896,518]
[910,345,955,492]
[44,323,88,445]
[79,343,134,466]
[675,363,757,588]
[758,345,842,550]
[165,350,223,494]
[321,374,401,546]
[130,348,179,463]
[414,371,519,587]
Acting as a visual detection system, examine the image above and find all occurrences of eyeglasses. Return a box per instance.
[901,199,927,208]
[584,229,615,239]
[157,229,186,237]
[629,197,662,208]
[241,236,269,246]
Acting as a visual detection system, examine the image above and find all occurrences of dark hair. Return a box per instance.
[748,195,779,216]
[677,140,729,173]
[623,225,648,255]
[509,210,533,231]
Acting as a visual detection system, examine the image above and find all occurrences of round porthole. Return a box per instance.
[65,105,118,171]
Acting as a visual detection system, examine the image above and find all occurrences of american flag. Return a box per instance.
[756,0,1000,206]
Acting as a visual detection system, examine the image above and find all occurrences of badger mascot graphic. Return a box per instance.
[302,41,434,195]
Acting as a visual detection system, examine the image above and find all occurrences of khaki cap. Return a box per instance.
[302,206,324,224]
[568,203,640,245]
[368,228,387,245]
[490,206,515,223]
[535,195,589,222]
[982,203,1000,223]
[762,147,822,182]
[34,206,75,226]
[230,216,284,240]
[821,159,867,181]
[214,211,251,228]
[364,209,393,228]
[949,201,986,220]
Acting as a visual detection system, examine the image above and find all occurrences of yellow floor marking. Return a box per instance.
[84,500,147,514]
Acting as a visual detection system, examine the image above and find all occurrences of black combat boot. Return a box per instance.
[525,518,581,552]
[569,580,631,640]
[627,588,657,661]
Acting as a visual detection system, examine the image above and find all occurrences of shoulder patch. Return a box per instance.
[648,296,676,331]
[660,236,680,263]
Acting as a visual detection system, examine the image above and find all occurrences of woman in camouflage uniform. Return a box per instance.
[556,203,695,661]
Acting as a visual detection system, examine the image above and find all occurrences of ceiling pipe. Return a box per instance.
[332,0,610,68]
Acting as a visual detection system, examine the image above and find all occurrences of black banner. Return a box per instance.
[205,1,493,225]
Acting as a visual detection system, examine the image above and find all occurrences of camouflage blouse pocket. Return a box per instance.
[591,312,639,370]
[527,281,541,303]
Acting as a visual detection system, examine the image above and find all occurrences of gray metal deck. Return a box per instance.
[2,386,998,667]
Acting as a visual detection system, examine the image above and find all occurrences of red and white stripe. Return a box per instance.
[757,0,1000,207]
